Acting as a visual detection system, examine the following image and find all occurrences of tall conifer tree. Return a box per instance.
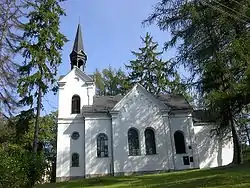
[126,32,187,96]
[94,66,131,96]
[17,0,67,184]
[145,0,250,164]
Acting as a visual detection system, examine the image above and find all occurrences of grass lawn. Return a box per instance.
[36,162,250,188]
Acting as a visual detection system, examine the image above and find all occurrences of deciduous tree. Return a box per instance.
[0,0,24,117]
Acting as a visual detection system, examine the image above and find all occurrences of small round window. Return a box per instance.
[71,132,80,140]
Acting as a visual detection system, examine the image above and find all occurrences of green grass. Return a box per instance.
[36,163,250,188]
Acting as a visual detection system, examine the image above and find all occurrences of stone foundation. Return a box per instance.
[114,169,172,176]
[56,176,85,182]
[56,169,175,182]
[56,168,201,182]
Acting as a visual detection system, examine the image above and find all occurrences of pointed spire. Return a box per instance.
[73,24,84,53]
[70,24,87,71]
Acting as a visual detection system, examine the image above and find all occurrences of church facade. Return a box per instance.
[56,25,233,182]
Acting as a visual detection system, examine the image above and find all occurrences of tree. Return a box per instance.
[0,0,24,117]
[17,0,67,184]
[0,117,15,144]
[16,111,58,183]
[126,32,188,96]
[144,0,250,164]
[0,145,35,188]
[94,66,131,96]
[38,111,58,183]
[0,110,52,187]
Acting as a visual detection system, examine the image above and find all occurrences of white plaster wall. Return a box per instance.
[112,88,172,174]
[169,112,198,170]
[58,68,95,119]
[56,119,85,178]
[193,124,233,168]
[85,116,112,175]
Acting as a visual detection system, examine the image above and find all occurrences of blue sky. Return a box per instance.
[43,0,178,115]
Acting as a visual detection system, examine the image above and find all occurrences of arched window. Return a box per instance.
[128,128,140,156]
[174,131,186,154]
[72,153,79,167]
[145,128,156,155]
[72,95,80,114]
[97,133,108,157]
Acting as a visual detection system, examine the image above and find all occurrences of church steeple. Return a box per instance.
[70,24,87,71]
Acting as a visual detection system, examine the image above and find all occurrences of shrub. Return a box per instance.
[0,144,46,188]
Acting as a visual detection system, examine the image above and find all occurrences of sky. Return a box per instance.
[43,0,178,115]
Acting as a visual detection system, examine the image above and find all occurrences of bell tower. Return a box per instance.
[70,24,87,70]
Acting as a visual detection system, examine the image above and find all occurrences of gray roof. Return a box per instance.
[58,74,94,82]
[156,94,191,110]
[192,109,217,123]
[59,75,65,81]
[82,93,191,113]
[88,74,94,80]
[82,95,123,113]
[72,24,84,52]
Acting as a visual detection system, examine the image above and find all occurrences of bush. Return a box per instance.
[0,144,46,188]
[243,148,250,162]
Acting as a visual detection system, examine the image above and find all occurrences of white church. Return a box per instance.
[56,24,233,182]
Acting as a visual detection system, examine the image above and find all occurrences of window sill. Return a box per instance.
[145,153,158,156]
[71,166,80,168]
[128,155,141,157]
[97,156,109,158]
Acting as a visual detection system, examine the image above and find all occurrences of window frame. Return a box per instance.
[71,131,80,140]
[71,153,80,167]
[128,127,140,156]
[97,133,109,158]
[174,130,186,154]
[71,95,81,114]
[144,127,157,155]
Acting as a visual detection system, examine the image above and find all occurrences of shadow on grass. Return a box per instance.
[36,163,250,188]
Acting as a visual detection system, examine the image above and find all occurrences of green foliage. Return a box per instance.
[16,0,67,183]
[94,66,131,96]
[18,0,67,106]
[126,32,189,97]
[0,110,58,185]
[0,144,46,188]
[145,0,250,164]
[243,144,250,162]
[0,118,15,144]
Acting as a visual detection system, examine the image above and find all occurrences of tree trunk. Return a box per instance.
[32,85,42,153]
[231,117,243,164]
[30,85,42,187]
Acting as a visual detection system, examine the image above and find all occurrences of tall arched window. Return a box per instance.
[97,133,108,157]
[128,128,140,156]
[72,95,80,114]
[72,153,79,167]
[145,128,156,155]
[174,131,186,154]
